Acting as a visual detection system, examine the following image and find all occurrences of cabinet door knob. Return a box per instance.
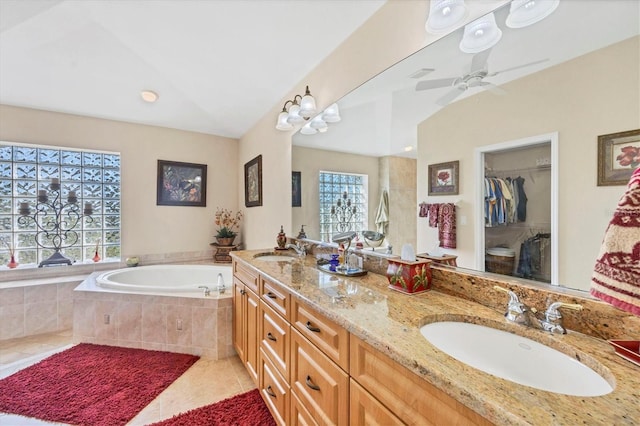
[266,292,277,299]
[267,332,277,342]
[305,375,321,391]
[265,385,276,398]
[305,321,321,333]
[240,289,246,295]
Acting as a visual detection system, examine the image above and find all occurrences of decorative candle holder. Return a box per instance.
[18,179,93,267]
[386,258,432,294]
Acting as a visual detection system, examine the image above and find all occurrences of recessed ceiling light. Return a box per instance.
[141,90,159,103]
[404,146,414,152]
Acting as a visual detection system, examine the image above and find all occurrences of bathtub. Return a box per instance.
[95,264,233,297]
[74,263,236,358]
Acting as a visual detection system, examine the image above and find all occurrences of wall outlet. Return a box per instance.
[176,319,183,331]
[103,314,110,325]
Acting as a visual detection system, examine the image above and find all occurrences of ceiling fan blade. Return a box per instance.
[470,49,492,74]
[415,77,458,91]
[489,58,549,76]
[435,87,466,106]
[478,81,507,95]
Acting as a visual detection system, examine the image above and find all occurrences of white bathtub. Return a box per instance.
[95,264,232,297]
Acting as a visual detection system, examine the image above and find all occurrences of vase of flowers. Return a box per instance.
[214,207,243,246]
[1,237,18,269]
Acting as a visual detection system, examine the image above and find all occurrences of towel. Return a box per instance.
[428,203,439,228]
[375,190,389,235]
[437,203,457,249]
[590,166,640,316]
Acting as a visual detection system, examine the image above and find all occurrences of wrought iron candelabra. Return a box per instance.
[330,191,359,233]
[18,178,93,267]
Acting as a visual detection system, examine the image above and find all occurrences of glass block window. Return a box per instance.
[319,171,368,243]
[0,142,121,267]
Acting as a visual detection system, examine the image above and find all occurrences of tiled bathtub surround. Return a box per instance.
[0,249,217,344]
[0,279,79,340]
[73,273,234,358]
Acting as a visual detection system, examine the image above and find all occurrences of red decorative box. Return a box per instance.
[386,258,432,294]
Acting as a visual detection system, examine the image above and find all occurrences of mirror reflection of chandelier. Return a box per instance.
[331,191,359,233]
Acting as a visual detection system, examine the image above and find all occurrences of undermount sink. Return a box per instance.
[253,253,296,262]
[420,321,613,396]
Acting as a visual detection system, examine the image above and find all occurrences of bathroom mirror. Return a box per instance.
[292,0,639,292]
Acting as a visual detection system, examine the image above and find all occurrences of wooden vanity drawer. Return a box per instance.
[260,301,290,382]
[291,390,318,426]
[350,335,491,426]
[292,298,349,371]
[260,348,289,426]
[261,275,290,320]
[233,259,259,293]
[290,328,349,426]
[350,379,403,426]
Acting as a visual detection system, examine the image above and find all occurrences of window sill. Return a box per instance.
[0,261,123,285]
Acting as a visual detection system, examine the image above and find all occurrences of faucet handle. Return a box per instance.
[541,301,582,334]
[545,301,583,319]
[493,286,527,324]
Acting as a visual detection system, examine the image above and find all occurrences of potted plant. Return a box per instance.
[214,207,243,246]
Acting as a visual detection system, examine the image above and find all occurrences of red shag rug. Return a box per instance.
[150,389,276,426]
[0,343,199,426]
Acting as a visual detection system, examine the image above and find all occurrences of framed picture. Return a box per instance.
[157,160,207,207]
[428,160,459,196]
[244,155,263,207]
[598,129,640,186]
[292,171,301,207]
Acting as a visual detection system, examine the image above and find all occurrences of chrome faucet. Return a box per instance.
[286,242,307,256]
[198,286,210,296]
[216,273,226,294]
[540,302,583,334]
[494,286,583,334]
[494,286,529,325]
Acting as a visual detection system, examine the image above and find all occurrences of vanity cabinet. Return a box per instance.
[290,327,349,425]
[350,335,491,426]
[232,261,260,385]
[233,257,490,426]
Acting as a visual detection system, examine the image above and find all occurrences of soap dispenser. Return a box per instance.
[276,225,287,249]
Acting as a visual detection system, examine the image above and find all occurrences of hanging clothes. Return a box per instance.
[517,233,550,280]
[484,176,526,226]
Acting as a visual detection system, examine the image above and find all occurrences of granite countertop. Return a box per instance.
[231,249,640,425]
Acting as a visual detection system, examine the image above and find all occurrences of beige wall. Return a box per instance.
[238,1,509,249]
[379,156,416,250]
[417,36,640,290]
[292,146,379,241]
[0,105,238,258]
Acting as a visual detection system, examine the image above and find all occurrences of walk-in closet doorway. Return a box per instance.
[475,132,559,285]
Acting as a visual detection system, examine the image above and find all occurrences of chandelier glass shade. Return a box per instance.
[506,0,560,29]
[425,0,468,34]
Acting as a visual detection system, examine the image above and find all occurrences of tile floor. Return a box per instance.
[0,330,256,425]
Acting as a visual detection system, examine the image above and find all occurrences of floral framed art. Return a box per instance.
[244,155,263,207]
[428,160,459,196]
[597,129,640,186]
[157,160,207,207]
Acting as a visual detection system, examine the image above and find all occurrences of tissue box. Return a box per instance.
[386,258,432,294]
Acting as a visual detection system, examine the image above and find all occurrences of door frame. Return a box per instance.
[474,132,559,285]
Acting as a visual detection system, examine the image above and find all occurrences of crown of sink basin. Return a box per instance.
[253,252,297,262]
[420,321,614,397]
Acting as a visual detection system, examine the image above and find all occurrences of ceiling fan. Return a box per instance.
[415,49,548,106]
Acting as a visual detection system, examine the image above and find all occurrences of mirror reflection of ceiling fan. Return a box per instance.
[415,49,548,106]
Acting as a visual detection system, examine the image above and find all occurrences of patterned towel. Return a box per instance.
[437,203,457,249]
[590,166,640,316]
